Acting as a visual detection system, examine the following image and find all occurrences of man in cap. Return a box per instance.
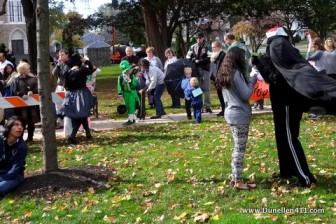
[224,33,251,75]
[118,60,140,125]
[253,26,336,188]
[186,32,212,113]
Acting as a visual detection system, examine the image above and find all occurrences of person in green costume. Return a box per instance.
[118,60,140,125]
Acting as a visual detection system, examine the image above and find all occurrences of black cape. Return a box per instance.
[269,36,336,100]
[165,59,197,99]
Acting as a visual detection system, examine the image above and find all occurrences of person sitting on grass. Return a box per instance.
[186,77,203,124]
[118,60,140,125]
[0,116,27,196]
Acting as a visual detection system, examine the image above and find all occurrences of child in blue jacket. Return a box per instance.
[186,77,203,123]
[181,67,193,119]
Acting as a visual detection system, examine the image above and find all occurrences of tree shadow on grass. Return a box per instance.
[11,165,116,199]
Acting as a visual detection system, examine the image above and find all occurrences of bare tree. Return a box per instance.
[36,0,58,172]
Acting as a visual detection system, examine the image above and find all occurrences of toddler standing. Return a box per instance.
[186,77,203,123]
[181,67,193,120]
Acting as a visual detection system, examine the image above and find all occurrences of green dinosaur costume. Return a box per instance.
[118,61,140,114]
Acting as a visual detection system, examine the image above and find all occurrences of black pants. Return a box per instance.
[137,92,146,119]
[216,88,225,113]
[185,99,192,117]
[271,101,316,186]
[171,94,181,107]
[69,117,90,139]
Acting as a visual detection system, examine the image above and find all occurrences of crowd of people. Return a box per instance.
[1,26,336,195]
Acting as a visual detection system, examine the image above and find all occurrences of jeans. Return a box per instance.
[199,69,211,108]
[0,175,24,195]
[154,83,166,116]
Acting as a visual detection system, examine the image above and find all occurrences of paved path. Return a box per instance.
[30,107,272,140]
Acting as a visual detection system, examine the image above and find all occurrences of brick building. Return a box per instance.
[0,0,28,60]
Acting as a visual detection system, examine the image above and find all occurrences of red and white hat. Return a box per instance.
[266,26,287,38]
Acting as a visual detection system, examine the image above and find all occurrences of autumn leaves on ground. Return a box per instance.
[1,66,335,223]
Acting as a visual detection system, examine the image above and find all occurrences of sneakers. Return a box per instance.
[122,120,135,126]
[307,113,319,121]
[0,125,5,132]
[205,108,212,113]
[150,115,161,119]
[216,111,224,117]
[68,137,77,144]
[56,118,64,129]
[136,118,145,123]
[232,180,256,190]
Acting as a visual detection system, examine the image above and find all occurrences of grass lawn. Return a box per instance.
[0,65,335,223]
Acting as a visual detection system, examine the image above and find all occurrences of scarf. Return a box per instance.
[210,51,220,62]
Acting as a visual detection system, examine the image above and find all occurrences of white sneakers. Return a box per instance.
[136,118,145,123]
[0,125,5,132]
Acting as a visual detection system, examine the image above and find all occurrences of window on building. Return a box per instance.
[7,0,24,23]
[11,40,24,55]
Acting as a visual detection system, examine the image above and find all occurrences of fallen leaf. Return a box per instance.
[173,212,188,220]
[193,212,210,222]
[204,201,215,206]
[25,211,32,218]
[88,187,95,194]
[103,215,117,223]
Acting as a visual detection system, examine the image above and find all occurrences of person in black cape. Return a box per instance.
[165,59,192,107]
[60,54,95,144]
[253,26,336,188]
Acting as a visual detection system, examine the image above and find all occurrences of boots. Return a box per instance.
[68,135,77,144]
[85,129,92,139]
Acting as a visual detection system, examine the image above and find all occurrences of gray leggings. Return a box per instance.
[230,124,249,181]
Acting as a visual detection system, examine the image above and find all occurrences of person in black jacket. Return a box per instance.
[210,40,226,116]
[186,32,212,113]
[60,54,94,144]
[253,26,336,188]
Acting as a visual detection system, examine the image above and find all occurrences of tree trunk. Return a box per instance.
[0,0,8,16]
[21,0,37,74]
[36,0,58,172]
[140,0,166,62]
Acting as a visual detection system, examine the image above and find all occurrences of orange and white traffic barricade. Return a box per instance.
[0,92,66,109]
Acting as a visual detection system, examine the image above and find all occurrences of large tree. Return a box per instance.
[49,0,67,35]
[36,0,58,172]
[295,0,336,39]
[232,17,276,53]
[21,0,37,74]
[106,0,229,60]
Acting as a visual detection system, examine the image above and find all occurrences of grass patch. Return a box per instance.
[2,115,335,223]
[97,64,121,80]
[1,65,334,223]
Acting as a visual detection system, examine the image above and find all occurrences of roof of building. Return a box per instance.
[86,40,110,49]
[82,33,105,45]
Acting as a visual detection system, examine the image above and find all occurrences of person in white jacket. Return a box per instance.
[139,58,166,119]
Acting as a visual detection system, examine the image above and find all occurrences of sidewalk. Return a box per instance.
[31,106,272,140]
